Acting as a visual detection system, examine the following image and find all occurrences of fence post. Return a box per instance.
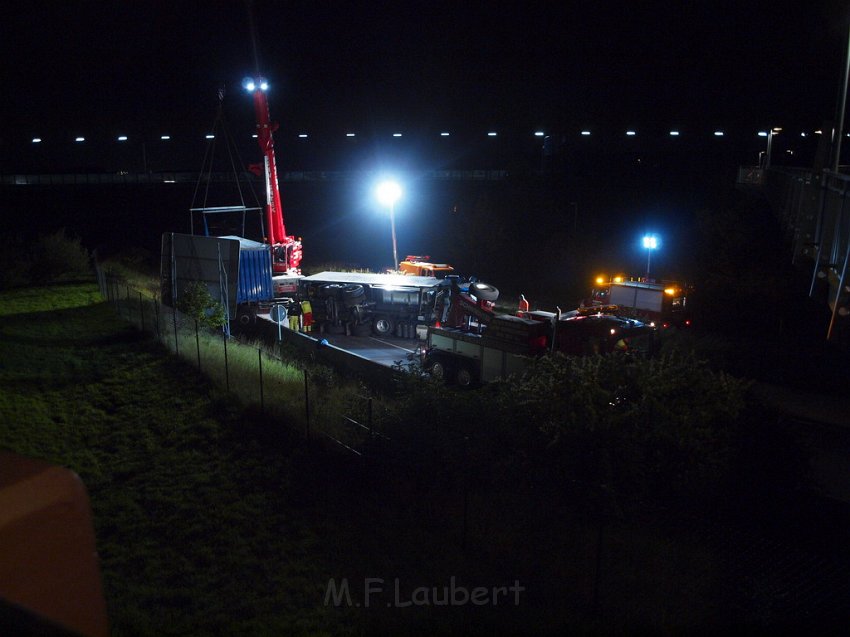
[195,320,201,371]
[304,369,310,439]
[139,292,145,332]
[172,306,179,356]
[154,299,161,340]
[223,331,230,392]
[258,348,264,415]
[462,435,469,552]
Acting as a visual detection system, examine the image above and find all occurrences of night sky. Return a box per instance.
[2,1,848,146]
[2,1,850,282]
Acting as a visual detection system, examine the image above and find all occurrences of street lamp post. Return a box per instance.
[642,234,658,280]
[376,181,402,270]
[766,127,781,169]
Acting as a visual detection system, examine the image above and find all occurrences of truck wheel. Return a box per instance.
[319,283,346,298]
[341,284,365,304]
[430,360,448,383]
[455,365,475,388]
[373,316,395,336]
[468,281,499,302]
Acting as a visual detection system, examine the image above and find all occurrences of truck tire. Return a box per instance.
[318,283,346,298]
[468,281,499,302]
[341,284,365,305]
[430,360,448,383]
[373,316,395,336]
[455,364,476,388]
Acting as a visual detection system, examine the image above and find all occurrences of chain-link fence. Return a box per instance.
[95,263,388,453]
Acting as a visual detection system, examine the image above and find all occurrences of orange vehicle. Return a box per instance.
[398,256,454,279]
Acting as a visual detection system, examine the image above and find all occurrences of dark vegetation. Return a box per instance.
[1,188,848,633]
[0,228,91,289]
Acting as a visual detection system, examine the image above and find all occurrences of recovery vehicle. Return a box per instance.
[589,275,691,327]
[424,286,654,387]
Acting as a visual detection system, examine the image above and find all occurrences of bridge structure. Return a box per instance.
[739,166,850,343]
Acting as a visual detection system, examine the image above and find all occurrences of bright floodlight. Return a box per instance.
[392,133,402,137]
[75,137,85,142]
[758,131,768,137]
[298,133,308,138]
[161,135,171,140]
[242,77,256,91]
[117,135,128,141]
[626,130,636,136]
[714,131,724,136]
[440,132,450,137]
[205,134,214,139]
[32,137,42,143]
[376,181,402,207]
[581,130,591,136]
[259,79,268,91]
[534,131,545,137]
[669,131,680,136]
[487,132,498,137]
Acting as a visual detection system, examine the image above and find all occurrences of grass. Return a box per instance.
[0,282,353,635]
[3,281,840,634]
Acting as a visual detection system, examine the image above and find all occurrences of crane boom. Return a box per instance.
[243,1,302,274]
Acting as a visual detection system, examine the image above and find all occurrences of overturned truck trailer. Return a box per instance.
[160,232,275,333]
[299,271,452,338]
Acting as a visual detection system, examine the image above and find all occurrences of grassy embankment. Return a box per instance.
[0,282,361,635]
[5,272,839,633]
[1,281,739,635]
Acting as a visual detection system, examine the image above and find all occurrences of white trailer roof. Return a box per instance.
[303,271,445,288]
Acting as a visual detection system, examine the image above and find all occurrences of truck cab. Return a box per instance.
[590,275,691,328]
[398,256,454,279]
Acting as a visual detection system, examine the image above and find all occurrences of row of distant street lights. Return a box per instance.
[27,128,830,145]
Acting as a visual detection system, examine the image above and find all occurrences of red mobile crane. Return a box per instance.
[243,77,302,275]
[242,1,302,275]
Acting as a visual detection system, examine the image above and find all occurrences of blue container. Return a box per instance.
[230,237,273,304]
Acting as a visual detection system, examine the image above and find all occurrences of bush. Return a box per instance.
[31,229,91,284]
[0,235,33,289]
[0,229,91,289]
[176,281,227,329]
[380,352,751,514]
